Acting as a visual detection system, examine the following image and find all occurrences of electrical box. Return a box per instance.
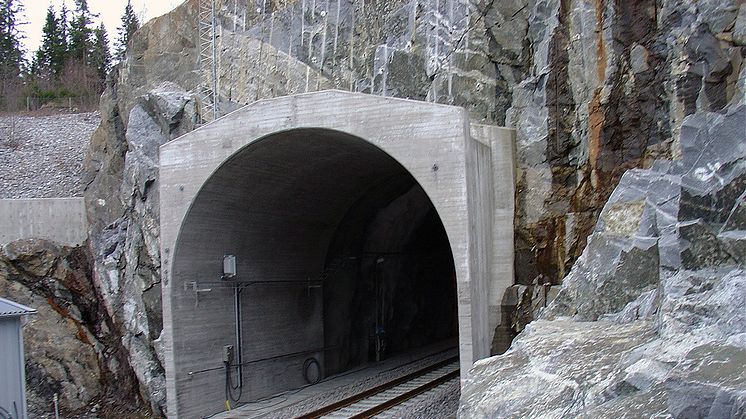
[223,255,236,279]
[223,345,234,364]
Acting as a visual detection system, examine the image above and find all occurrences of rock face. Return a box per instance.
[459,99,746,416]
[0,239,147,418]
[545,102,746,321]
[80,0,745,415]
[507,0,743,291]
[144,0,745,291]
[84,82,197,417]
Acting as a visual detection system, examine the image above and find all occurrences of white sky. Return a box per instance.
[21,0,184,60]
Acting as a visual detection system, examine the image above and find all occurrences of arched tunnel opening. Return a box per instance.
[323,170,458,376]
[172,128,459,403]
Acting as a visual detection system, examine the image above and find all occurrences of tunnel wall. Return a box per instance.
[465,134,493,368]
[159,90,513,418]
[472,125,517,347]
[169,129,404,411]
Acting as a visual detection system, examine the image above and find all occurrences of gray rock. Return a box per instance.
[462,87,745,415]
[659,268,746,342]
[676,105,746,199]
[665,344,746,418]
[544,96,745,323]
[600,289,659,324]
[459,320,659,418]
[543,234,660,321]
[595,169,682,238]
[0,240,146,417]
[718,230,746,264]
[85,84,197,417]
[723,189,746,232]
[630,43,650,74]
[735,5,746,45]
[460,268,746,418]
[680,220,738,269]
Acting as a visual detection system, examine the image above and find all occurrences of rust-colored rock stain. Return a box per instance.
[46,296,92,345]
[588,0,607,173]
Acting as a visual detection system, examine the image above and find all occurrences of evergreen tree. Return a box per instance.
[0,0,25,109]
[33,6,67,78]
[31,1,110,110]
[90,23,110,82]
[0,0,25,80]
[58,1,69,53]
[68,0,95,63]
[115,0,139,61]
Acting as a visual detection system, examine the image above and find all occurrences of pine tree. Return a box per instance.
[58,1,69,53]
[68,0,95,63]
[0,0,25,109]
[0,0,25,79]
[33,6,67,78]
[90,23,110,82]
[115,0,139,61]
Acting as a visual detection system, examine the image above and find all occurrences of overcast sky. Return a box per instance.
[21,0,183,60]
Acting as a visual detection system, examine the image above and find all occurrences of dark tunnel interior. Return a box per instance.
[323,174,458,376]
[173,128,459,398]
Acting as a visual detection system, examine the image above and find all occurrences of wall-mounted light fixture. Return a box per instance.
[222,255,236,280]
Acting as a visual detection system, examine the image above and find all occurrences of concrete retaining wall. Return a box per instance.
[0,198,87,246]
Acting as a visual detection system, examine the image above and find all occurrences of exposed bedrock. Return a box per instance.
[83,82,197,416]
[460,99,746,416]
[0,239,148,418]
[510,0,743,290]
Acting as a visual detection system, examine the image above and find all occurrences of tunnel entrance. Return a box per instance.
[323,175,458,376]
[160,90,512,418]
[170,128,458,407]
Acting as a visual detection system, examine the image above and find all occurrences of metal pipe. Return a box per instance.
[189,279,324,288]
[188,347,329,376]
[234,287,243,387]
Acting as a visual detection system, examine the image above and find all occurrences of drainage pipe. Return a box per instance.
[234,287,243,387]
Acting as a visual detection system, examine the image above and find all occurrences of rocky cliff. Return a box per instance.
[78,0,745,416]
[83,81,197,417]
[459,96,745,417]
[0,240,148,418]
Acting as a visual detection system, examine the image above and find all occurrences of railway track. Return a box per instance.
[295,357,460,419]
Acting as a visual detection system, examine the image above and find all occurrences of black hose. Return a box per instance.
[303,357,321,385]
[225,361,242,403]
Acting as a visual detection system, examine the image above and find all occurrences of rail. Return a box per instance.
[295,356,459,419]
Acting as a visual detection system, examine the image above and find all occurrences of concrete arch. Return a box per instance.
[159,90,514,418]
[170,126,461,278]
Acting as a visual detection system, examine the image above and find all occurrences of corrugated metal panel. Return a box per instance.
[0,317,26,419]
[0,297,36,318]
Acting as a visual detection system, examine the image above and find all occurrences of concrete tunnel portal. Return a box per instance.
[173,127,459,384]
[159,91,515,418]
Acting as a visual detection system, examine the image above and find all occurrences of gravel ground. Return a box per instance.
[0,112,99,198]
[376,379,459,418]
[213,344,459,419]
